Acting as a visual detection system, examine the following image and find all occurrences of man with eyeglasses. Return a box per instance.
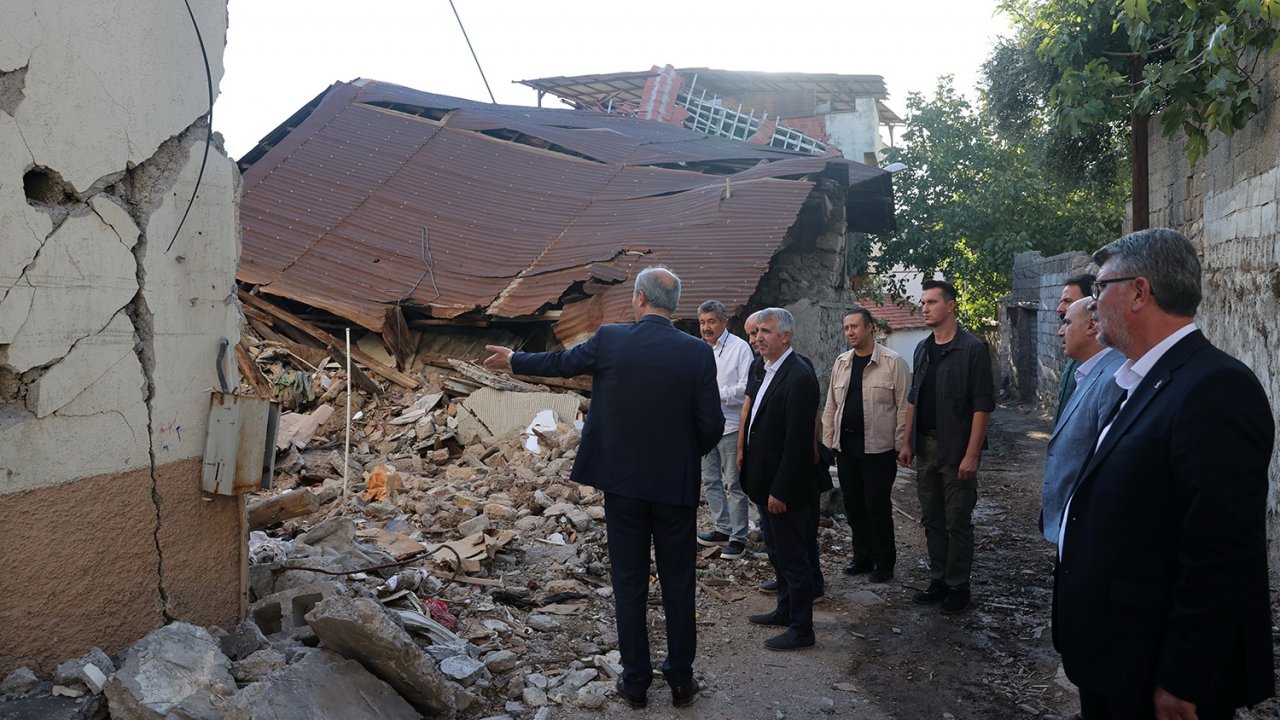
[1053,228,1274,720]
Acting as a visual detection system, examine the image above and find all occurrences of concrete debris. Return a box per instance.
[220,649,420,720]
[220,619,270,662]
[305,596,459,718]
[0,667,38,699]
[103,622,235,720]
[52,648,114,688]
[230,649,286,686]
[79,664,107,696]
[225,323,745,718]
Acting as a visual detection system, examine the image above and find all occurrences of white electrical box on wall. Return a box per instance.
[202,391,280,495]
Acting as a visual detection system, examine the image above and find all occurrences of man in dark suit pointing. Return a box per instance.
[484,267,723,709]
[1055,228,1274,719]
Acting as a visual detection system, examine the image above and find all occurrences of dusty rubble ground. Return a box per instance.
[3,329,1278,720]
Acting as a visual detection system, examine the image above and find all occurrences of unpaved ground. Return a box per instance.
[543,406,1280,720]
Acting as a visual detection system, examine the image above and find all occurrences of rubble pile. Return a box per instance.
[0,314,842,719]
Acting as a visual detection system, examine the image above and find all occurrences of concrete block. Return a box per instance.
[221,649,419,720]
[26,312,137,418]
[0,208,138,371]
[305,595,458,717]
[103,622,234,720]
[249,581,344,643]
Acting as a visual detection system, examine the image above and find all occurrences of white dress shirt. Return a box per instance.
[711,330,753,434]
[748,346,793,437]
[1059,323,1198,553]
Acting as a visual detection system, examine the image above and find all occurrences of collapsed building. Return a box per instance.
[235,78,897,388]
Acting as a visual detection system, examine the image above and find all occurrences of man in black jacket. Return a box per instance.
[1055,228,1274,719]
[898,279,994,615]
[739,307,822,651]
[484,267,723,709]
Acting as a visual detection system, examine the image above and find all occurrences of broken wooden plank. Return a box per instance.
[235,338,273,397]
[238,288,419,392]
[247,488,320,530]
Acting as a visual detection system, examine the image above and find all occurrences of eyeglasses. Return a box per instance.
[1091,276,1139,300]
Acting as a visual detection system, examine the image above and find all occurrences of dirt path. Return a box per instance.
[545,406,1280,720]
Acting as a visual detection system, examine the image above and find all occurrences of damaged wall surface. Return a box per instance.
[0,0,244,674]
[1146,58,1280,573]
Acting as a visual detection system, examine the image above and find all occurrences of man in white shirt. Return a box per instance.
[695,300,754,560]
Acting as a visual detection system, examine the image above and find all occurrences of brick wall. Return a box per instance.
[998,250,1094,409]
[1148,59,1280,574]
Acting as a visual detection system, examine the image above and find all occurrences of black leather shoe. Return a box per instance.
[747,611,791,627]
[670,681,699,708]
[940,585,971,615]
[763,628,815,651]
[843,560,874,575]
[758,577,779,593]
[912,580,947,604]
[615,678,647,709]
[868,567,894,583]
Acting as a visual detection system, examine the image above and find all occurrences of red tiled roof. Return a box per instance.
[855,295,928,332]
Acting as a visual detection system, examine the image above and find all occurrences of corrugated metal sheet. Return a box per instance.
[238,79,893,338]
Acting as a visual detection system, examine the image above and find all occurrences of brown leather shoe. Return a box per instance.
[670,681,699,708]
[615,678,646,709]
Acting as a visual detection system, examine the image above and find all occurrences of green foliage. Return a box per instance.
[876,77,1126,326]
[1006,0,1280,163]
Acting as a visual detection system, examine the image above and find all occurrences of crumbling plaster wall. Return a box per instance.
[0,0,244,674]
[751,180,853,396]
[1147,58,1280,574]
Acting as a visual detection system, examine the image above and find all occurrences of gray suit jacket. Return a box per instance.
[1040,348,1126,542]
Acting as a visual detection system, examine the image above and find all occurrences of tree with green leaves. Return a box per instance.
[872,77,1126,326]
[1003,0,1280,224]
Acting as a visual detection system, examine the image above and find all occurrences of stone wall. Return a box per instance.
[0,0,244,673]
[1147,58,1280,574]
[998,250,1094,408]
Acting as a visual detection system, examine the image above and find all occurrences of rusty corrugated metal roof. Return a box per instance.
[238,79,893,338]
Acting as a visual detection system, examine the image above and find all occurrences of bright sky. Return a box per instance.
[216,0,1013,159]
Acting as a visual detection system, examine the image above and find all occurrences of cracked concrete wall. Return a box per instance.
[1147,57,1280,575]
[0,0,244,674]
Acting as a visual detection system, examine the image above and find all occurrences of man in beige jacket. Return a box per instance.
[821,307,910,583]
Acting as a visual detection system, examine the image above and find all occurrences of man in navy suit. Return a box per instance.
[1055,228,1274,719]
[1040,296,1125,544]
[483,267,722,710]
[739,307,822,651]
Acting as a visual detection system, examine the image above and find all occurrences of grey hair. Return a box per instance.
[697,299,728,320]
[634,266,680,313]
[1092,228,1201,317]
[755,307,795,335]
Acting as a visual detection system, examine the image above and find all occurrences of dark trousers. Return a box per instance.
[915,430,977,587]
[1078,688,1234,720]
[758,501,815,636]
[603,492,697,691]
[804,501,824,597]
[836,447,898,570]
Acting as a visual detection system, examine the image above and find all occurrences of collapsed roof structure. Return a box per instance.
[237,79,894,352]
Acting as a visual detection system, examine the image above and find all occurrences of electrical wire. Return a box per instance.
[448,0,496,104]
[166,0,215,254]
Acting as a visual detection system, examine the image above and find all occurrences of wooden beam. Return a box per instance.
[238,289,419,392]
